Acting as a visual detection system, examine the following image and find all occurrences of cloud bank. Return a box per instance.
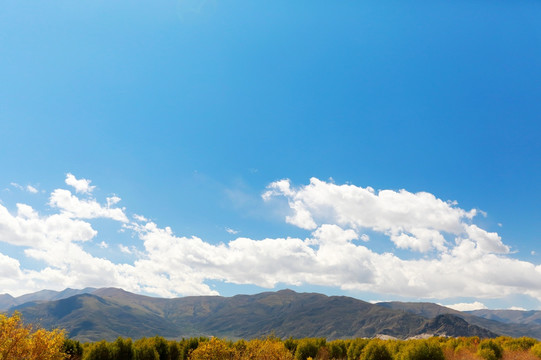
[1,175,540,304]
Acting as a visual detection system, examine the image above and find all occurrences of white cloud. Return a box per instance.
[133,214,148,222]
[464,224,508,254]
[263,178,503,254]
[0,203,97,247]
[9,183,38,194]
[445,301,488,312]
[50,189,128,222]
[509,306,526,311]
[107,196,121,207]
[98,241,109,249]
[226,227,239,234]
[3,175,541,304]
[119,244,132,254]
[65,173,96,194]
[10,182,23,191]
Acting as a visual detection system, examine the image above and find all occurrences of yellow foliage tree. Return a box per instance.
[240,338,294,360]
[0,311,66,360]
[189,337,237,360]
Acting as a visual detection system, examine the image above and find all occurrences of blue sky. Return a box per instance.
[1,1,541,310]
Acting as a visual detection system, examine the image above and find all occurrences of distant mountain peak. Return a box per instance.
[0,287,96,311]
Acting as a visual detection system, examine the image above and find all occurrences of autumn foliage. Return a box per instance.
[0,311,65,360]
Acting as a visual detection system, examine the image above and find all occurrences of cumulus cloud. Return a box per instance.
[65,173,95,194]
[0,203,97,247]
[2,175,541,304]
[49,189,128,222]
[263,178,504,254]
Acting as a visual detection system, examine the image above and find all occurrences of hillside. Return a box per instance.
[11,288,498,342]
[378,301,541,339]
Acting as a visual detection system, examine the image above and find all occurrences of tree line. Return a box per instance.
[3,311,541,360]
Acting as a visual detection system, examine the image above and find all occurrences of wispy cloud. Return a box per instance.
[226,227,239,234]
[10,183,39,194]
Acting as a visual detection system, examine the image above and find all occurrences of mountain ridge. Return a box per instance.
[378,301,541,339]
[0,287,97,311]
[7,288,499,342]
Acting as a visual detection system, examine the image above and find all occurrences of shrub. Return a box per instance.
[284,338,298,355]
[397,339,444,360]
[500,336,537,351]
[63,338,83,360]
[295,339,319,360]
[477,339,503,360]
[531,343,541,359]
[359,340,392,360]
[135,345,159,360]
[84,340,114,360]
[179,337,206,360]
[169,342,181,360]
[347,338,369,360]
[112,337,135,360]
[327,340,347,360]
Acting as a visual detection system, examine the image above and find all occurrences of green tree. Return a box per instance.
[294,339,319,360]
[359,340,392,360]
[180,338,206,360]
[135,343,159,360]
[397,339,444,360]
[328,340,347,360]
[113,337,135,360]
[84,340,113,360]
[169,341,180,360]
[63,338,83,360]
[347,339,369,360]
[153,336,170,360]
[477,339,503,360]
[284,338,298,355]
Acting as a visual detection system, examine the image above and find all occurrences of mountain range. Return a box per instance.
[1,288,539,342]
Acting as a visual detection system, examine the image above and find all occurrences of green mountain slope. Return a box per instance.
[13,289,498,342]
